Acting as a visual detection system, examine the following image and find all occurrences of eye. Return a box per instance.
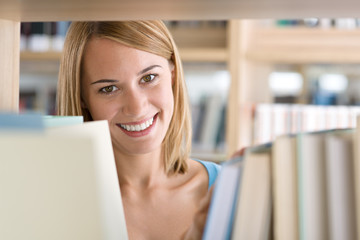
[100,85,118,94]
[141,74,156,83]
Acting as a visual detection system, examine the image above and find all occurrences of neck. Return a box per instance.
[113,147,168,189]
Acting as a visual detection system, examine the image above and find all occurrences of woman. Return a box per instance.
[57,21,221,239]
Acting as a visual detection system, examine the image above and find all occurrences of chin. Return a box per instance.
[112,139,162,156]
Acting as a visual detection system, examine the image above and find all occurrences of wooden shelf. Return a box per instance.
[247,27,360,63]
[169,25,226,48]
[20,51,61,61]
[180,48,227,62]
[20,48,228,63]
[2,0,360,22]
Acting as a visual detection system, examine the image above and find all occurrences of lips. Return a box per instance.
[116,113,158,137]
[119,117,154,132]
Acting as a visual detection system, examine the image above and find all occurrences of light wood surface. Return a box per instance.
[247,27,360,63]
[20,48,228,62]
[180,48,227,62]
[1,0,360,21]
[0,19,20,112]
[20,51,61,61]
[227,20,252,156]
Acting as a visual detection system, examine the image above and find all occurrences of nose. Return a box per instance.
[122,88,147,117]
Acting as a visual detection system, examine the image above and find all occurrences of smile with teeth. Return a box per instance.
[119,117,154,132]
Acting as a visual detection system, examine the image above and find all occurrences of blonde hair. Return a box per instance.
[57,21,192,174]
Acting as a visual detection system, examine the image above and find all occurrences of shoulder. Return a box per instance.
[191,159,221,189]
[174,159,221,196]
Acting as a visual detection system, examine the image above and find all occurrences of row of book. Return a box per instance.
[252,103,360,145]
[275,18,360,29]
[20,21,70,52]
[0,113,128,239]
[204,118,360,239]
[191,94,226,153]
[164,20,227,29]
[19,90,57,115]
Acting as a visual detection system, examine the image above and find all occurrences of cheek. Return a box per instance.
[158,84,174,117]
[87,99,119,121]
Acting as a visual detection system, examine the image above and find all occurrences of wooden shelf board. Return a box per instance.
[170,26,227,49]
[179,48,228,62]
[247,27,360,63]
[1,0,360,21]
[247,49,360,64]
[20,48,228,63]
[20,51,61,61]
[251,27,360,47]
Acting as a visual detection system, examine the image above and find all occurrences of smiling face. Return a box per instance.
[81,37,174,156]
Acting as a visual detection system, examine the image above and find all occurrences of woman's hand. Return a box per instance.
[182,187,214,240]
[230,147,246,159]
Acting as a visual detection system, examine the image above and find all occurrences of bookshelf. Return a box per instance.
[2,1,360,158]
[227,20,360,156]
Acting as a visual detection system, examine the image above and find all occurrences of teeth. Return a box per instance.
[120,117,154,132]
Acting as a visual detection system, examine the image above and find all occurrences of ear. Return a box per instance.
[170,62,175,86]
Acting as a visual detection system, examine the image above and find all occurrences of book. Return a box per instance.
[203,156,244,240]
[353,116,360,239]
[43,115,84,128]
[0,120,128,240]
[272,134,299,240]
[28,22,51,52]
[231,144,272,240]
[325,130,357,240]
[253,103,273,144]
[199,94,225,151]
[252,104,360,145]
[272,104,291,139]
[52,21,70,51]
[0,112,44,130]
[297,131,328,240]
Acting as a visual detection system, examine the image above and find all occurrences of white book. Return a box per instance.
[289,104,303,134]
[231,144,272,240]
[272,134,299,240]
[253,103,273,144]
[325,130,356,240]
[297,131,328,240]
[353,115,360,239]
[302,105,319,132]
[272,104,290,139]
[0,120,128,240]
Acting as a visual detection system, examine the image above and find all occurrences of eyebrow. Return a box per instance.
[137,65,162,76]
[90,65,163,85]
[91,79,118,85]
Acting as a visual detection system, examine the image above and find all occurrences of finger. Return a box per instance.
[230,147,246,159]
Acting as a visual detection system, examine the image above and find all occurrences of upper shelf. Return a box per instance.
[2,0,360,22]
[20,48,227,63]
[246,27,360,63]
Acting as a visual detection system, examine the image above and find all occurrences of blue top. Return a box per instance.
[195,159,222,189]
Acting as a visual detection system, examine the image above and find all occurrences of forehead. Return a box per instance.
[83,37,168,69]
